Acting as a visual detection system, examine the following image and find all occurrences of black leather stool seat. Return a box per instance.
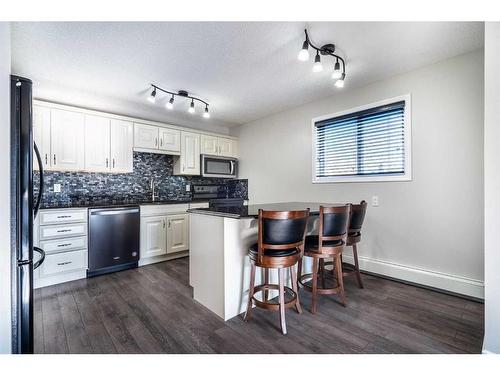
[305,235,343,248]
[249,243,300,257]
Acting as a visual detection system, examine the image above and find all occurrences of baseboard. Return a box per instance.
[342,254,484,300]
[138,251,188,267]
[482,349,496,354]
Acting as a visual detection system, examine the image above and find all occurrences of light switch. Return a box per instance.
[53,183,61,193]
[371,195,379,207]
[185,184,191,192]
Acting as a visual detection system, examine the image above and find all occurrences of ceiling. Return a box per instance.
[11,22,484,129]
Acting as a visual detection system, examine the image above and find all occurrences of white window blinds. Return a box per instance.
[314,100,407,180]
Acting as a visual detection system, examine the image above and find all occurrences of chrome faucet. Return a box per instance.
[150,177,158,202]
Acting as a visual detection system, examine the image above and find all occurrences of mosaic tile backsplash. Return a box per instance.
[34,152,248,207]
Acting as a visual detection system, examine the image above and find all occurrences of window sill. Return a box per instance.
[312,174,412,183]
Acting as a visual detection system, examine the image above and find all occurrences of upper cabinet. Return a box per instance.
[133,123,181,155]
[110,120,134,173]
[50,109,85,171]
[159,128,181,153]
[33,105,51,170]
[174,131,200,175]
[33,100,237,175]
[84,114,111,172]
[201,135,238,158]
[134,123,158,150]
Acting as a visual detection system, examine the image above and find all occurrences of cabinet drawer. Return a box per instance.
[40,209,87,225]
[39,236,87,254]
[39,223,87,240]
[40,250,88,277]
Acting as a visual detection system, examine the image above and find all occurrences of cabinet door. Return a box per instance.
[50,109,85,171]
[111,119,133,173]
[159,128,181,153]
[140,216,167,258]
[218,138,237,158]
[84,114,110,172]
[33,105,51,170]
[180,132,200,175]
[200,134,218,155]
[134,123,159,149]
[166,214,189,253]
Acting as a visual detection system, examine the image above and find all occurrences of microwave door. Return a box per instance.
[203,156,236,178]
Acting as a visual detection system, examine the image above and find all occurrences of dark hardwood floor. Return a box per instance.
[34,257,484,354]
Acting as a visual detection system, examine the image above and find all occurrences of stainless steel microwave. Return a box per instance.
[201,155,238,178]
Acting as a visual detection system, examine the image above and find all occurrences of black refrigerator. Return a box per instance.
[11,75,46,354]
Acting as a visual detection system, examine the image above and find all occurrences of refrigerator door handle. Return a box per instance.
[33,142,44,219]
[33,247,45,270]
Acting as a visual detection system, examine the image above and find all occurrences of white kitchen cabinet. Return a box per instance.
[140,216,167,258]
[159,127,181,154]
[33,105,51,170]
[218,138,238,158]
[110,119,133,173]
[84,114,111,172]
[200,134,238,158]
[174,131,200,175]
[166,214,189,254]
[134,123,159,150]
[50,109,85,171]
[200,134,218,155]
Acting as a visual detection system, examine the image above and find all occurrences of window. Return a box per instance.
[312,95,411,183]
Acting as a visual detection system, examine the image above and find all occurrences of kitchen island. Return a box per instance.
[188,202,341,321]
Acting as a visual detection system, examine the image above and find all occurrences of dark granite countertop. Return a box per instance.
[187,202,345,218]
[40,198,211,210]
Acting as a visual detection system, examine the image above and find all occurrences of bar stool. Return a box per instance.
[244,209,310,335]
[298,205,351,314]
[342,200,367,289]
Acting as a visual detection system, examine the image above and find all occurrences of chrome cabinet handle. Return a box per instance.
[163,219,166,229]
[56,229,71,233]
[45,154,48,165]
[160,138,163,147]
[112,158,115,168]
[53,154,56,165]
[155,138,158,147]
[57,261,72,266]
[113,256,120,260]
[57,215,71,218]
[230,160,235,175]
[57,243,72,247]
[168,220,171,228]
[106,158,109,167]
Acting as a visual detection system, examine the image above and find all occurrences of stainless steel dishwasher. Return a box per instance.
[88,206,140,277]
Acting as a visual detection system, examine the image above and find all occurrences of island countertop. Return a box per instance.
[187,201,344,218]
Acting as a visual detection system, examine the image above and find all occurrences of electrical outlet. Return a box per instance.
[185,184,191,192]
[53,183,61,193]
[371,195,379,207]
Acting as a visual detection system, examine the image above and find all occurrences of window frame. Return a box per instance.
[311,94,412,184]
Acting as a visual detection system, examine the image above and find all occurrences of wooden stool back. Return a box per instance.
[257,209,310,263]
[317,204,351,254]
[348,200,367,240]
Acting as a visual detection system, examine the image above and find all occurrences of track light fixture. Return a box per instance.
[147,87,157,103]
[147,84,210,119]
[203,105,210,118]
[166,94,174,110]
[298,29,347,87]
[188,99,195,114]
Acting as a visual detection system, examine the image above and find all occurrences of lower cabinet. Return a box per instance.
[141,215,168,258]
[166,214,189,254]
[139,204,191,265]
[34,208,89,289]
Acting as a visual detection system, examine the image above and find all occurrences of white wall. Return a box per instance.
[0,22,11,354]
[483,22,500,354]
[233,49,484,298]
